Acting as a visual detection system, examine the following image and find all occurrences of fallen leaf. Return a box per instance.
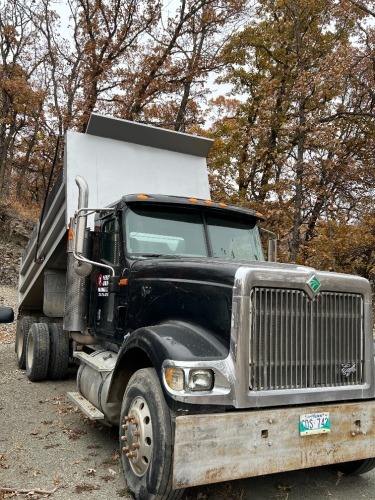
[100,475,114,482]
[75,483,100,493]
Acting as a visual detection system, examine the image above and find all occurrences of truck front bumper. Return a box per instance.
[173,400,375,489]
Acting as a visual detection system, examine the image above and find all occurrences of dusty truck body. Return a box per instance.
[17,113,375,499]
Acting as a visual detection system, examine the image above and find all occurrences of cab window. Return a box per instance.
[102,218,120,265]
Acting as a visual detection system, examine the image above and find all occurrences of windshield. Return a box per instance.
[125,205,264,261]
[206,214,264,261]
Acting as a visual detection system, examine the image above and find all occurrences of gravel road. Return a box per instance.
[2,285,375,500]
[0,286,128,500]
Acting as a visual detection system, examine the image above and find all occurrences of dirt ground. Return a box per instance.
[2,286,375,500]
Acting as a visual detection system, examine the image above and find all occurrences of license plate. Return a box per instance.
[299,412,330,436]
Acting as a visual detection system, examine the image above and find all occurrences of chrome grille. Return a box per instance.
[249,288,364,390]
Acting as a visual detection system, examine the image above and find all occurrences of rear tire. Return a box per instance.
[26,323,50,382]
[48,323,70,380]
[330,458,375,475]
[120,368,184,500]
[15,316,36,369]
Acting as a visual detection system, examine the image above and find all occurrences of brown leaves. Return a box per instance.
[208,0,375,269]
[75,483,100,493]
[63,427,87,440]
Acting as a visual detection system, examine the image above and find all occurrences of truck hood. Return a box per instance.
[130,257,244,288]
[129,257,370,296]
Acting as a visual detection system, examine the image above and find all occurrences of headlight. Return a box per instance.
[188,369,214,391]
[164,367,215,392]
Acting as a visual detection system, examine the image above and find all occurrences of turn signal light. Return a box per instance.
[164,367,185,391]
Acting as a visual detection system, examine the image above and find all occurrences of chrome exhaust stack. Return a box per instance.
[63,176,92,337]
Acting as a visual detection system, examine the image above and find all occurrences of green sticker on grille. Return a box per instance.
[308,275,321,293]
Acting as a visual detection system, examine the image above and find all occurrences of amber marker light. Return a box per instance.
[119,278,128,286]
[188,198,199,203]
[68,228,74,240]
[204,200,214,205]
[136,194,149,199]
[164,367,185,391]
[218,202,228,208]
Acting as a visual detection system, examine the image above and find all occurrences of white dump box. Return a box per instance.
[18,113,213,314]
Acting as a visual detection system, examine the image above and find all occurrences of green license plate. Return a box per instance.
[299,412,330,436]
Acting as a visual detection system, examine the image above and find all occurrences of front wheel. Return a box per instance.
[119,368,184,500]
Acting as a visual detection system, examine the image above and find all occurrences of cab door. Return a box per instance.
[95,215,123,339]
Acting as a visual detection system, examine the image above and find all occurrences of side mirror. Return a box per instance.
[0,307,14,323]
[268,237,278,263]
[260,228,278,263]
[74,260,93,277]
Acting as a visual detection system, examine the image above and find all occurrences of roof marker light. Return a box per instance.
[204,200,214,205]
[137,194,149,200]
[188,198,199,203]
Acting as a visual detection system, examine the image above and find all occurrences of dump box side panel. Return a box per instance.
[173,401,375,488]
[18,175,67,313]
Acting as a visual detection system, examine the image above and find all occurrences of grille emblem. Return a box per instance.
[307,275,321,293]
[341,363,356,378]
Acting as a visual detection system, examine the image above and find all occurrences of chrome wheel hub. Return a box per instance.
[121,396,153,477]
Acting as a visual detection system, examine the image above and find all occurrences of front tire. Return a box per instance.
[26,323,50,382]
[119,368,183,500]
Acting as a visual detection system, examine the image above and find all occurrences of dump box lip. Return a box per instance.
[86,113,213,158]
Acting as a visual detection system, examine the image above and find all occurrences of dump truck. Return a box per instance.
[16,113,375,499]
